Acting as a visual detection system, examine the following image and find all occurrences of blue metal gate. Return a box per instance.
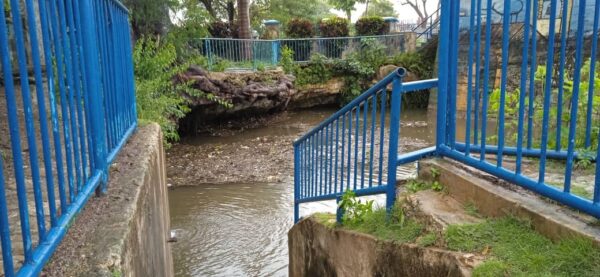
[294,0,600,222]
[0,0,136,275]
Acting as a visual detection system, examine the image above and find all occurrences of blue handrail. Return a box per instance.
[0,0,136,276]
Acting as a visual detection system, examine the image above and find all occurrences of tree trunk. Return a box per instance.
[346,10,352,21]
[237,0,251,59]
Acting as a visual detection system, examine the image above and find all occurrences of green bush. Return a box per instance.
[208,21,239,38]
[355,16,386,36]
[319,17,349,58]
[285,18,315,38]
[294,53,333,86]
[279,46,296,74]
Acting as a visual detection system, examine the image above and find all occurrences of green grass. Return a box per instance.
[313,212,336,228]
[417,232,437,247]
[343,206,424,243]
[445,216,600,277]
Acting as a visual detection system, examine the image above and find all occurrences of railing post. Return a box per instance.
[436,0,452,150]
[386,68,405,213]
[294,144,300,223]
[79,0,109,192]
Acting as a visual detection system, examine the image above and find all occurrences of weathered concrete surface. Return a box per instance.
[418,158,600,244]
[288,217,472,277]
[44,123,174,277]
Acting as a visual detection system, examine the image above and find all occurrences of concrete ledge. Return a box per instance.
[44,123,174,277]
[288,217,472,277]
[418,158,600,244]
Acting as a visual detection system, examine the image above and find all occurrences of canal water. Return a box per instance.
[167,108,472,276]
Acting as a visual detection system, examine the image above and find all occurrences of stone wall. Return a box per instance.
[44,124,174,277]
[288,218,471,277]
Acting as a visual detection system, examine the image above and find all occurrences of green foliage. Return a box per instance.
[362,0,398,17]
[343,203,424,242]
[294,54,333,86]
[417,232,438,247]
[285,18,315,38]
[133,37,226,145]
[405,168,443,193]
[355,16,386,36]
[319,16,350,37]
[445,216,600,276]
[166,0,210,60]
[123,0,176,38]
[250,0,333,29]
[338,190,375,225]
[279,46,296,74]
[327,0,364,20]
[208,21,239,38]
[387,52,434,79]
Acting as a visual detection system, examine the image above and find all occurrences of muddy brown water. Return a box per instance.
[168,108,479,277]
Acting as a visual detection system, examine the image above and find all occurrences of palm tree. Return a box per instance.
[237,0,251,59]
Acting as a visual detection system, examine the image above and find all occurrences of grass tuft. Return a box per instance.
[446,216,600,276]
[343,206,424,243]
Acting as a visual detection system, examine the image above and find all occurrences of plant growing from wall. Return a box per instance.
[279,45,296,74]
[133,37,227,146]
[338,190,374,225]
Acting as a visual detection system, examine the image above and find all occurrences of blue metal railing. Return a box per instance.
[295,0,600,223]
[0,0,136,275]
[293,67,438,222]
[198,34,411,70]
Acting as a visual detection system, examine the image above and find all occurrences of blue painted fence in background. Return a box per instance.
[0,0,136,275]
[199,34,412,71]
[295,0,600,222]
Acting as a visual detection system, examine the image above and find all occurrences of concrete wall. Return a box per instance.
[288,218,470,277]
[44,124,174,277]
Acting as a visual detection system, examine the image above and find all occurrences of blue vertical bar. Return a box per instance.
[334,119,340,194]
[465,0,477,155]
[480,0,493,161]
[340,115,346,193]
[564,0,588,192]
[378,90,387,186]
[516,0,533,175]
[496,0,512,167]
[361,102,367,189]
[436,0,452,149]
[448,0,460,148]
[324,127,329,195]
[9,0,48,241]
[25,0,58,226]
[80,0,109,190]
[329,124,334,195]
[474,0,483,145]
[0,157,14,276]
[39,0,65,224]
[539,0,559,184]
[294,144,300,223]
[354,106,359,190]
[527,0,540,149]
[0,0,33,262]
[555,0,570,151]
[347,110,352,190]
[65,0,85,192]
[369,96,376,188]
[48,0,71,212]
[386,76,403,212]
[56,0,78,202]
[585,0,600,148]
[319,130,324,196]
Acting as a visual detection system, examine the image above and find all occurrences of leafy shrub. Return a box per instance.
[294,53,333,86]
[387,52,433,79]
[319,16,349,37]
[355,16,386,36]
[319,17,349,58]
[285,18,315,38]
[279,46,296,74]
[338,190,374,225]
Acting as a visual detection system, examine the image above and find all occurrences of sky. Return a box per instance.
[330,1,440,23]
